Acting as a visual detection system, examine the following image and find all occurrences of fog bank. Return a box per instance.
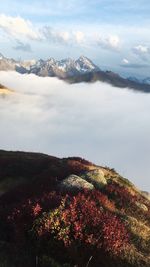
[0,71,150,191]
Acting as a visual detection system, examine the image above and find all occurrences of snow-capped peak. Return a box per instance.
[55,58,74,71]
[27,56,100,77]
[0,54,100,78]
[75,55,99,73]
[78,55,91,62]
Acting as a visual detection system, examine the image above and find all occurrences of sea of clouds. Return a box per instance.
[0,71,150,190]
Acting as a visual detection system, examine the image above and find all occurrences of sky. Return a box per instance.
[1,0,150,77]
[0,71,150,191]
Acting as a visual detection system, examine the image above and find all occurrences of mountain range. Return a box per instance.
[0,149,150,267]
[0,53,99,77]
[1,53,150,93]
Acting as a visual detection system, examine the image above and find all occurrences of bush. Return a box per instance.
[35,190,129,265]
[6,191,62,243]
[105,181,137,210]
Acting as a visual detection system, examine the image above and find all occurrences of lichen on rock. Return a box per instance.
[81,168,107,189]
[60,174,94,192]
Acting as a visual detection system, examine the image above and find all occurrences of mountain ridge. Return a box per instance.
[1,53,150,92]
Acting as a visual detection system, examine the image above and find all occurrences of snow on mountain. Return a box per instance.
[1,52,150,93]
[21,59,37,70]
[75,56,99,73]
[0,53,100,78]
[25,56,99,78]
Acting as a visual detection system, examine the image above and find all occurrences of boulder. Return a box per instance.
[81,169,107,189]
[60,174,94,192]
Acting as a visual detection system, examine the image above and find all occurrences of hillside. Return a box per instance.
[0,150,150,267]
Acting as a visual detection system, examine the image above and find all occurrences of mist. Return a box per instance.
[0,71,150,191]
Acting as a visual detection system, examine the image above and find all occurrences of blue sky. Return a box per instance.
[1,0,150,77]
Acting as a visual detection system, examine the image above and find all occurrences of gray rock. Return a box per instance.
[60,174,94,192]
[81,169,107,189]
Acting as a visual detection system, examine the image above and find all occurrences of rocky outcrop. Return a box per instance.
[60,174,94,192]
[81,169,107,189]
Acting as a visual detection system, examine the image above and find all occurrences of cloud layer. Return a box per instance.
[97,35,120,51]
[0,14,40,40]
[0,71,150,191]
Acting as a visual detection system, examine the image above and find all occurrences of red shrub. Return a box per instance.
[7,191,62,243]
[36,190,129,257]
[105,182,137,210]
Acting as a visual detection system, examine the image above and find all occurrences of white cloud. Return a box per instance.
[73,31,85,44]
[108,35,120,49]
[59,31,70,42]
[0,71,150,191]
[97,34,120,50]
[0,15,86,51]
[122,58,129,64]
[134,45,149,53]
[42,26,71,44]
[132,45,150,60]
[0,14,40,40]
[42,26,85,45]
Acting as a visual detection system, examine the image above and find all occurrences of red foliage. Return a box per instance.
[7,191,62,243]
[36,190,129,257]
[105,182,137,209]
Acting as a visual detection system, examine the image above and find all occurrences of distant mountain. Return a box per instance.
[28,56,99,78]
[143,77,150,85]
[0,53,99,77]
[0,53,17,71]
[0,149,150,267]
[128,76,150,86]
[67,70,150,92]
[1,52,150,92]
[128,76,141,83]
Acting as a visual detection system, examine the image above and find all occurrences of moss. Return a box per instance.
[81,169,107,189]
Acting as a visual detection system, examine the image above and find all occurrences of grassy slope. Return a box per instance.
[0,150,150,267]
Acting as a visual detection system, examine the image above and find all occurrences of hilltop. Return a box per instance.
[0,150,150,267]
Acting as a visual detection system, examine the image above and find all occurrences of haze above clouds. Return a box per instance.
[0,71,150,191]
